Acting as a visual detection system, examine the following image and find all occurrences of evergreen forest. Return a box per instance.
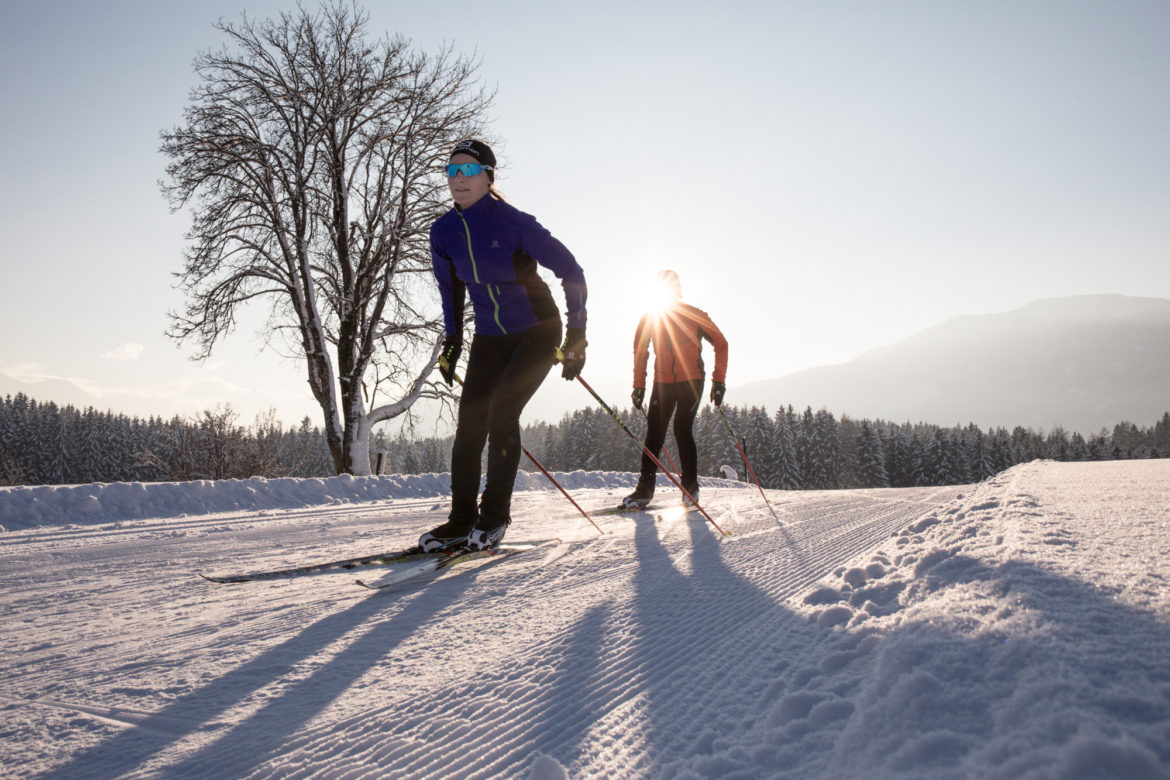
[2,393,1167,490]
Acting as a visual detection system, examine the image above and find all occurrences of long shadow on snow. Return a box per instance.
[684,548,1170,778]
[518,512,803,774]
[811,551,1170,778]
[524,511,1170,777]
[627,512,804,770]
[338,514,798,777]
[38,570,481,780]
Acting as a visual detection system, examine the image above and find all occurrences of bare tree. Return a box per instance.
[160,2,491,474]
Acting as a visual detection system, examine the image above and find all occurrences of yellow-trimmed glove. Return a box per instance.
[438,337,462,386]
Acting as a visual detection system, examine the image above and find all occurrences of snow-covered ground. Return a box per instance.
[2,460,1168,778]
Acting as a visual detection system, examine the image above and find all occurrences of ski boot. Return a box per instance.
[418,519,473,552]
[467,511,510,551]
[621,482,655,510]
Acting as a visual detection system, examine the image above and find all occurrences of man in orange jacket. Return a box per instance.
[623,270,728,509]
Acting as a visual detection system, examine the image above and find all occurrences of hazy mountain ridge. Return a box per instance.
[735,294,1170,434]
[6,296,1166,436]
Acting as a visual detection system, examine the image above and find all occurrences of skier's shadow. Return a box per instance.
[510,509,793,772]
[530,518,1170,777]
[38,571,480,779]
[631,512,795,745]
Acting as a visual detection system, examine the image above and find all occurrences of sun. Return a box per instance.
[646,284,676,315]
[645,270,682,315]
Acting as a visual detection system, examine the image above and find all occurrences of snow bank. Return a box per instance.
[686,460,1170,777]
[0,471,741,531]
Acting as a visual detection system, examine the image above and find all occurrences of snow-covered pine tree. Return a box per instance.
[795,407,816,488]
[1154,412,1170,457]
[908,434,927,487]
[597,409,636,472]
[1088,433,1110,460]
[1068,432,1089,461]
[703,405,741,481]
[769,406,801,490]
[968,425,996,481]
[741,406,774,486]
[799,409,841,490]
[856,421,890,488]
[836,415,862,488]
[883,429,907,487]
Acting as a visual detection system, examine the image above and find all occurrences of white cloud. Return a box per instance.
[1,363,49,380]
[102,343,144,361]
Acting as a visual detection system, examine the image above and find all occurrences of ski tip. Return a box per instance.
[356,577,395,589]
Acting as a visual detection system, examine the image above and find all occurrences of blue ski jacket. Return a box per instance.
[430,196,587,340]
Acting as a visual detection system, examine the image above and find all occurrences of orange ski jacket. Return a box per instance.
[633,302,728,389]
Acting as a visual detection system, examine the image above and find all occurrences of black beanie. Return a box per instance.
[451,139,496,181]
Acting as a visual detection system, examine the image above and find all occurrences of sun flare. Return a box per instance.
[646,284,676,315]
[645,270,683,315]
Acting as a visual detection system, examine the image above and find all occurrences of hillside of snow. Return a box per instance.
[2,460,1168,778]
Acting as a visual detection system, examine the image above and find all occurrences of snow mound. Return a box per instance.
[700,460,1170,777]
[0,471,742,530]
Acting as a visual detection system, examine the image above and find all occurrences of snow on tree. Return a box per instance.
[741,406,775,484]
[770,406,801,490]
[797,408,841,490]
[907,434,927,487]
[965,425,996,481]
[856,421,890,488]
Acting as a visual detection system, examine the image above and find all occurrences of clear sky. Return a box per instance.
[2,0,1168,430]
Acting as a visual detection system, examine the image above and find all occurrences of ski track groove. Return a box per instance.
[0,484,966,778]
[230,487,961,779]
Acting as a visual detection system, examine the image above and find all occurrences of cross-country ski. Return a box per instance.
[354,539,561,590]
[198,547,439,584]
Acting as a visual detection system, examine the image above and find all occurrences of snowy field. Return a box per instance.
[1,460,1168,779]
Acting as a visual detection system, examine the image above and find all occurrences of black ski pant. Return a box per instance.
[449,323,560,528]
[638,378,704,493]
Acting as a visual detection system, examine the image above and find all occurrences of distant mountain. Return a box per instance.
[733,295,1170,434]
[0,372,100,411]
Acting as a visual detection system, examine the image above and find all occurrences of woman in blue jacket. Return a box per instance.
[421,139,588,552]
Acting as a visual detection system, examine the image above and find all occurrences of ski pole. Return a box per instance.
[453,372,606,535]
[717,405,771,506]
[638,405,682,479]
[567,370,729,536]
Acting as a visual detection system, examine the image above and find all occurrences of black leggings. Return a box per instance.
[450,323,560,525]
[639,379,704,490]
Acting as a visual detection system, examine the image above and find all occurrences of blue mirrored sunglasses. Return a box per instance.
[446,162,493,178]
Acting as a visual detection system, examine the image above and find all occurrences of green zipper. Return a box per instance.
[457,210,506,334]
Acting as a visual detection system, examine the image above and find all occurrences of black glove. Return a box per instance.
[438,337,462,386]
[710,380,726,406]
[631,387,645,410]
[560,327,587,380]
